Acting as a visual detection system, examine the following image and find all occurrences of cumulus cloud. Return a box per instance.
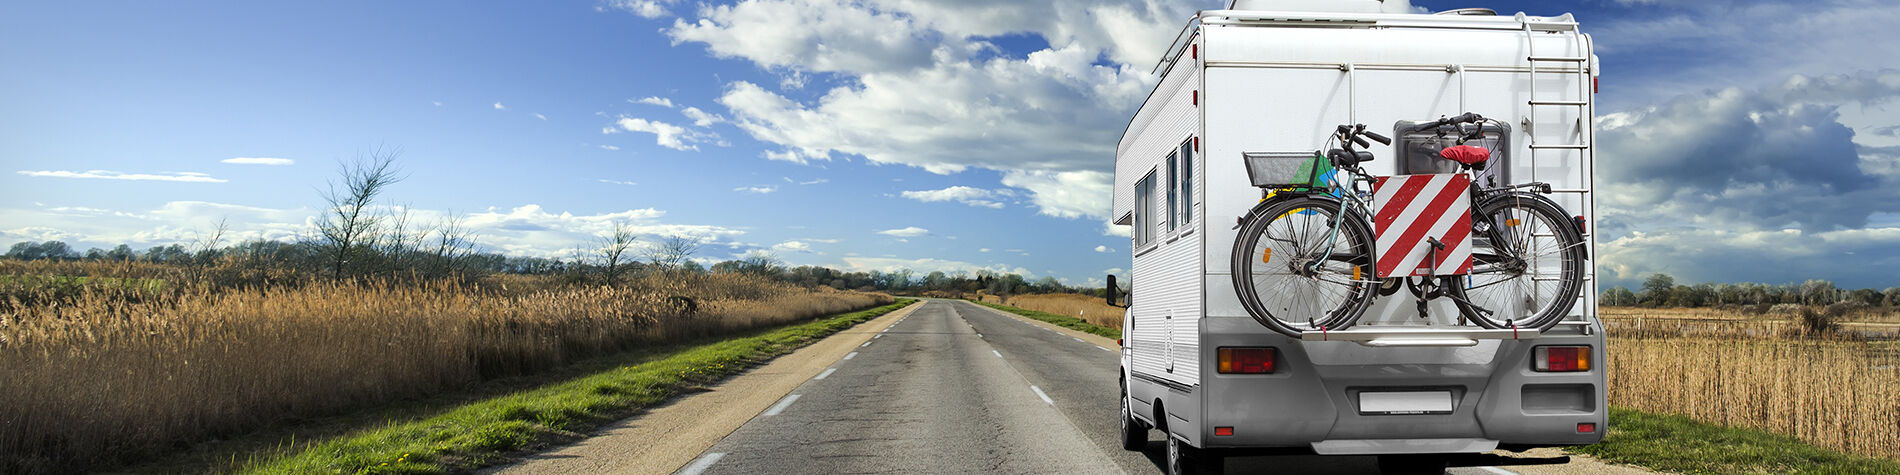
[841,255,1031,277]
[1094,245,1113,253]
[493,102,506,110]
[608,0,677,18]
[681,106,724,127]
[664,0,1215,219]
[898,186,1004,208]
[612,117,708,151]
[771,240,817,253]
[16,170,227,183]
[221,157,294,166]
[635,96,676,108]
[877,226,929,238]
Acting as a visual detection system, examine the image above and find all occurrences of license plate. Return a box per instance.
[1359,391,1453,414]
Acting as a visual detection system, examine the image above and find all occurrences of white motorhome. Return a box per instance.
[1114,2,1605,473]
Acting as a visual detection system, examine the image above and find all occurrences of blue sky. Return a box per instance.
[4,0,1899,289]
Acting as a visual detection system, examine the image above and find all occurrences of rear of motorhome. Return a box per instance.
[1114,2,1605,473]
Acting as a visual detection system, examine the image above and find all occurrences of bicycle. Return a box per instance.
[1231,113,1587,338]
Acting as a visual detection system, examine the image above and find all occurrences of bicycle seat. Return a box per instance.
[1437,145,1490,169]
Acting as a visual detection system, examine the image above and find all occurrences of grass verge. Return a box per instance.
[1574,407,1900,474]
[967,300,1121,339]
[241,298,915,474]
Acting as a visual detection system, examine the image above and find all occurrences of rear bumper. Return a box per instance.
[1196,317,1606,452]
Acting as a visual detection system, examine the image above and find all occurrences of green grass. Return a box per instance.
[240,299,915,474]
[1574,407,1900,474]
[966,300,1121,339]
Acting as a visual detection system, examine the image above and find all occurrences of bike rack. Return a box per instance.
[1300,327,1541,346]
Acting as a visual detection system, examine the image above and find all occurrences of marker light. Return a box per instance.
[1577,422,1597,433]
[1534,346,1591,372]
[1218,347,1276,374]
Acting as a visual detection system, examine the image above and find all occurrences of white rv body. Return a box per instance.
[1115,3,1607,463]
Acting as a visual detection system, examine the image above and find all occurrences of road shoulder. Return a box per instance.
[493,301,923,475]
[959,299,1121,349]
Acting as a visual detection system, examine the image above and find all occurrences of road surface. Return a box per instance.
[501,299,1645,474]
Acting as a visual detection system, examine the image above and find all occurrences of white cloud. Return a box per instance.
[635,96,676,108]
[762,148,829,164]
[899,186,1004,208]
[613,117,703,151]
[668,0,939,74]
[609,0,675,18]
[841,256,1032,277]
[680,106,724,127]
[978,248,990,253]
[771,240,817,253]
[598,144,621,151]
[17,170,227,183]
[598,179,637,186]
[733,185,778,194]
[221,157,294,166]
[532,113,548,121]
[999,169,1112,219]
[877,226,929,238]
[493,102,506,110]
[432,101,443,107]
[1094,245,1113,253]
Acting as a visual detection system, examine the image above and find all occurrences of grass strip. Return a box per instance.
[244,298,916,474]
[967,300,1121,339]
[1574,407,1900,474]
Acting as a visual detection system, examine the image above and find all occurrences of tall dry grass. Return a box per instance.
[0,261,889,473]
[1603,306,1900,460]
[997,293,1125,330]
[1608,337,1900,459]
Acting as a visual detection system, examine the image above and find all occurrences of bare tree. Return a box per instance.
[597,221,638,286]
[644,234,702,271]
[315,149,403,279]
[430,212,478,276]
[189,217,230,263]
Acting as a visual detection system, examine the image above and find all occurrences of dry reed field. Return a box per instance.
[0,260,890,473]
[994,293,1125,330]
[1602,306,1900,460]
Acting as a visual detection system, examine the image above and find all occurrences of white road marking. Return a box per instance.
[676,452,725,475]
[844,352,858,360]
[813,368,836,380]
[1477,467,1517,475]
[860,341,871,347]
[1098,346,1113,352]
[762,394,801,416]
[1072,337,1084,343]
[976,333,983,338]
[993,350,1003,358]
[874,334,882,339]
[1030,385,1054,405]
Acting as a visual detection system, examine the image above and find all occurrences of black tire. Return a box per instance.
[1376,454,1448,475]
[1165,435,1224,475]
[1448,193,1586,331]
[1119,381,1146,451]
[1231,195,1378,337]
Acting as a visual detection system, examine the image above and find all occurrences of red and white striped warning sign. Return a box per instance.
[1373,174,1473,278]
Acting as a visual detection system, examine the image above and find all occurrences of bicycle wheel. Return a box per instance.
[1231,195,1378,337]
[1450,193,1585,330]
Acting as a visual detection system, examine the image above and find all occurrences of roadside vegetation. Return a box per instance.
[976,292,1126,331]
[1576,408,1900,474]
[968,299,1122,339]
[244,299,914,474]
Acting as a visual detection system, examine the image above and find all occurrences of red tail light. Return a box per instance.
[1577,422,1596,433]
[1214,426,1234,436]
[1534,346,1591,372]
[1218,347,1276,374]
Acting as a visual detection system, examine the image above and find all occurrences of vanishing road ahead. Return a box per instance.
[506,299,1631,474]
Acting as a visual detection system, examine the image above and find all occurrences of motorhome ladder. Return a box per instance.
[1518,13,1596,332]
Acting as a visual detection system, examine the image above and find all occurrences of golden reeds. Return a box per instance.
[1000,293,1126,330]
[0,262,889,472]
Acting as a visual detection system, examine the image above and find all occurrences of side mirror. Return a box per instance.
[1106,274,1120,307]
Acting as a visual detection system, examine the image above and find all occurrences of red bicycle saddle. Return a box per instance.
[1438,145,1490,165]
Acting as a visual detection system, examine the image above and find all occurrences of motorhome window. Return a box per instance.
[1166,152,1179,232]
[1178,139,1194,226]
[1135,170,1156,247]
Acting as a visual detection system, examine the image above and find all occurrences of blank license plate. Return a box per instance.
[1359,391,1453,414]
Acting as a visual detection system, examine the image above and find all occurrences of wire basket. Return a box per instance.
[1243,151,1330,189]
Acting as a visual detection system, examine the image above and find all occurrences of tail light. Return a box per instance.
[1218,347,1276,374]
[1533,346,1591,372]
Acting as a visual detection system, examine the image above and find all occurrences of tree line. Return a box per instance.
[1600,273,1900,308]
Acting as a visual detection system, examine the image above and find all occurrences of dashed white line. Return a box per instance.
[813,368,837,380]
[1477,467,1517,475]
[762,394,801,416]
[844,352,858,360]
[860,341,871,347]
[677,452,725,475]
[993,350,1003,358]
[1098,346,1113,352]
[1030,385,1054,405]
[874,334,882,339]
[976,333,983,338]
[1072,337,1085,343]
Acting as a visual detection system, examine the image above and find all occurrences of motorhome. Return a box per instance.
[1113,2,1605,473]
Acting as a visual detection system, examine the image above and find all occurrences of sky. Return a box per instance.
[3,0,1899,290]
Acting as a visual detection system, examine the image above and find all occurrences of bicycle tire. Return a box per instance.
[1231,195,1378,337]
[1449,192,1585,331]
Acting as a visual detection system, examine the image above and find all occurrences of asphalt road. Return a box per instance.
[666,299,1633,474]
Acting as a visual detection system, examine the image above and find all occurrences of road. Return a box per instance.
[501,299,1644,474]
